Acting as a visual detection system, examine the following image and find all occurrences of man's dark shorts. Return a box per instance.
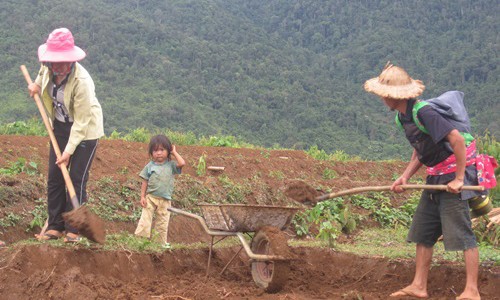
[407,190,477,251]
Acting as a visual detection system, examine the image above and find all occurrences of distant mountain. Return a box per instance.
[1,0,497,159]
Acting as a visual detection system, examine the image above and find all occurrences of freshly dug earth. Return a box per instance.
[284,180,321,205]
[62,206,106,244]
[0,135,499,299]
[1,245,499,299]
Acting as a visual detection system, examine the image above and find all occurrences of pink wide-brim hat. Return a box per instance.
[364,62,425,99]
[38,28,86,62]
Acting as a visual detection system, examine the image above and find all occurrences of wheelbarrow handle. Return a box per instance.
[20,65,80,209]
[316,184,485,202]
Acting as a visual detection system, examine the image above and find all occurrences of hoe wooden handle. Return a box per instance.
[316,184,485,201]
[20,65,80,209]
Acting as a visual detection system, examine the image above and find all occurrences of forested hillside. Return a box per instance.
[0,0,497,159]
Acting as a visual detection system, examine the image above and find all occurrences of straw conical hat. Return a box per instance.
[364,62,425,99]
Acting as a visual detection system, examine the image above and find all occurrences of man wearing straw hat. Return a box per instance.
[364,63,483,299]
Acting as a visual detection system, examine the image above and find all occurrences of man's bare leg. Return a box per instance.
[457,247,480,300]
[390,244,431,298]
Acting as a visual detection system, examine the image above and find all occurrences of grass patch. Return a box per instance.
[10,231,244,253]
[328,227,499,265]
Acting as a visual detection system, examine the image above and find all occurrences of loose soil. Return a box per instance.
[0,135,499,299]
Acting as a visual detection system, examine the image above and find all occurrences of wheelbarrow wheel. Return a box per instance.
[250,226,290,293]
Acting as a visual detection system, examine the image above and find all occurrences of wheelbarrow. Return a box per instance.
[168,204,300,293]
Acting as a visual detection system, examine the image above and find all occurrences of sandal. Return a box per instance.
[36,230,63,241]
[64,233,81,243]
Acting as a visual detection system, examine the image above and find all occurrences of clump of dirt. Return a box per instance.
[255,226,294,260]
[63,206,106,244]
[284,180,320,205]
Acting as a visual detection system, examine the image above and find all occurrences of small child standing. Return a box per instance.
[134,135,185,247]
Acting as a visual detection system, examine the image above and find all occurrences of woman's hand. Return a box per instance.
[56,152,71,168]
[140,197,147,208]
[28,83,41,98]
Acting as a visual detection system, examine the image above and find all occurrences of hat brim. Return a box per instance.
[38,44,86,62]
[364,77,425,99]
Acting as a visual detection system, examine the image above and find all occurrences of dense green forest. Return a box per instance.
[0,0,498,159]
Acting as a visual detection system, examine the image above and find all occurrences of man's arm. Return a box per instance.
[391,149,423,193]
[446,129,466,193]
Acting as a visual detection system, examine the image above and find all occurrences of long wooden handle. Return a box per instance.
[316,184,485,201]
[20,65,80,209]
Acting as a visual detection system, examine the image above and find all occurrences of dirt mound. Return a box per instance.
[0,245,499,299]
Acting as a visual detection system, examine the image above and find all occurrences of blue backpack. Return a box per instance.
[396,91,475,145]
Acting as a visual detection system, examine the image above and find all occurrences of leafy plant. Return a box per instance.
[293,200,359,248]
[164,129,198,146]
[123,127,151,143]
[0,212,22,227]
[322,168,338,180]
[350,192,417,228]
[476,130,500,207]
[106,130,122,140]
[0,119,47,136]
[218,175,250,204]
[175,175,211,209]
[305,145,330,160]
[196,154,207,176]
[316,218,340,248]
[27,198,48,231]
[0,158,39,176]
[90,177,142,222]
[306,145,358,162]
[331,150,360,162]
[201,135,235,147]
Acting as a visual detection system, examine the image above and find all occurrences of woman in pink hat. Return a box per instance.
[27,28,104,243]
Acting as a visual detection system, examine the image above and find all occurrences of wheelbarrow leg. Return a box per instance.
[206,235,214,278]
[220,246,244,275]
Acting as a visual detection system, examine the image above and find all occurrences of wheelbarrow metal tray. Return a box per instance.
[198,204,299,232]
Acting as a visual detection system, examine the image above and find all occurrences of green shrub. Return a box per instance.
[0,119,47,136]
[164,129,198,146]
[306,145,359,161]
[305,145,330,160]
[293,200,359,248]
[322,168,338,180]
[0,158,40,176]
[350,192,418,228]
[196,154,206,176]
[28,198,47,231]
[123,127,151,143]
[477,131,500,207]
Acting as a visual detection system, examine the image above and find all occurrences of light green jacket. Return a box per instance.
[35,63,104,155]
